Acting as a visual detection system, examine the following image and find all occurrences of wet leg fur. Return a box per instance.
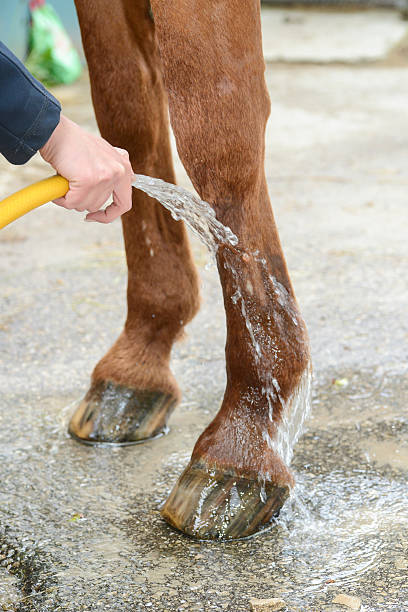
[69,0,200,444]
[149,0,311,538]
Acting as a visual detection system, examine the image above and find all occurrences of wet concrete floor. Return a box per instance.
[1,9,408,612]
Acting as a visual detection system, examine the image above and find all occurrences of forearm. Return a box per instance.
[0,41,61,165]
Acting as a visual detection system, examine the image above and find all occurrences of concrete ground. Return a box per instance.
[261,7,408,63]
[0,7,408,612]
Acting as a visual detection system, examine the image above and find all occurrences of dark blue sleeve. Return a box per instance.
[0,41,61,165]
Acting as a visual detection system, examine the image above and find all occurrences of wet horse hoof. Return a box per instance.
[68,381,177,445]
[161,460,290,540]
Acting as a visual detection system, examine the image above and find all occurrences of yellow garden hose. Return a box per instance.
[0,175,69,230]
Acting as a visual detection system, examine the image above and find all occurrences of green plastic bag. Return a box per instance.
[26,1,82,85]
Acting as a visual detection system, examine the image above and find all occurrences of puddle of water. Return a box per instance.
[361,438,408,470]
[123,441,408,610]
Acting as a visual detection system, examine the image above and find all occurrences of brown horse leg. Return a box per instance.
[69,0,200,444]
[150,0,311,538]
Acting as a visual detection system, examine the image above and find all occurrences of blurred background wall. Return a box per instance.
[1,0,407,64]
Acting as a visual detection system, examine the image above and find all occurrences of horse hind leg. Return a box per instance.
[69,0,200,444]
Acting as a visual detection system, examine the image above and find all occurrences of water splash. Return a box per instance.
[274,470,408,597]
[274,364,313,466]
[132,174,238,252]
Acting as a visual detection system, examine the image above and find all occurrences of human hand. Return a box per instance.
[39,114,133,223]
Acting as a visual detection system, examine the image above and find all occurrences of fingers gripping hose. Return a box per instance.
[0,175,69,230]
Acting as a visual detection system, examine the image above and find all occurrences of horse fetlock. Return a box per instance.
[67,316,183,444]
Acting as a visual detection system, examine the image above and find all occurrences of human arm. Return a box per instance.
[0,40,60,164]
[0,41,133,222]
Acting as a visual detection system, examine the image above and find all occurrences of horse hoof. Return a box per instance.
[161,460,290,540]
[68,381,177,445]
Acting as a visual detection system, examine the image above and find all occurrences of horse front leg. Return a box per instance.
[69,0,200,444]
[151,0,311,539]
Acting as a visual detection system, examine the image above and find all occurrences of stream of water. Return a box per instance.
[132,174,238,253]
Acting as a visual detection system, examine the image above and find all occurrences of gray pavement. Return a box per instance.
[1,8,408,612]
[261,8,407,63]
